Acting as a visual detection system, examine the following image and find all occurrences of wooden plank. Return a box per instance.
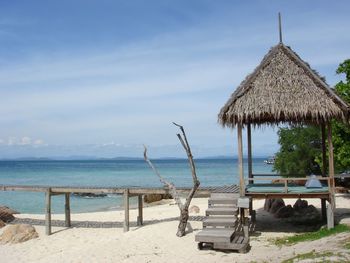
[247,123,253,180]
[237,124,245,196]
[237,197,250,208]
[231,235,239,243]
[236,236,244,244]
[211,192,239,199]
[284,180,288,193]
[45,188,52,235]
[137,195,143,226]
[203,216,237,228]
[206,207,238,216]
[123,189,129,232]
[0,185,48,192]
[327,123,335,196]
[321,123,327,177]
[65,193,71,227]
[321,199,327,221]
[195,229,235,243]
[0,185,215,197]
[247,123,253,215]
[213,237,249,252]
[246,192,331,199]
[209,198,237,205]
[248,177,330,181]
[327,203,334,229]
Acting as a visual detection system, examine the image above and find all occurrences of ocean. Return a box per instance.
[0,158,273,214]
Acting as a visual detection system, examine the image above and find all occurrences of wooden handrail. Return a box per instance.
[253,173,347,178]
[246,176,331,194]
[247,177,330,181]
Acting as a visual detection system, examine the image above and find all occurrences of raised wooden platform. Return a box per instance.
[0,184,234,235]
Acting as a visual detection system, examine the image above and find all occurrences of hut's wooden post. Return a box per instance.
[124,189,130,232]
[65,193,71,227]
[45,188,52,235]
[247,123,253,215]
[137,195,143,226]
[327,122,335,229]
[237,123,245,196]
[237,124,245,223]
[321,124,327,221]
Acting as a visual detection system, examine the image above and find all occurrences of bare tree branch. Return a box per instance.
[143,145,183,210]
[143,124,200,237]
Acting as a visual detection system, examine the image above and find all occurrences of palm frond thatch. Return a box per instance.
[218,43,350,127]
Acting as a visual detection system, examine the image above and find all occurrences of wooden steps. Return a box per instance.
[195,190,250,253]
[206,207,238,216]
[195,228,235,243]
[202,216,237,227]
[208,197,237,206]
[213,236,249,252]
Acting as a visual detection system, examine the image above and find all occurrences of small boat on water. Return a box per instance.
[264,156,275,165]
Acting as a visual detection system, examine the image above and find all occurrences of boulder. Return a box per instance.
[335,187,349,193]
[269,198,285,214]
[0,206,19,215]
[0,220,5,228]
[72,193,107,198]
[293,199,308,212]
[144,194,172,203]
[290,205,321,224]
[264,199,273,211]
[275,205,294,218]
[0,209,15,223]
[189,205,200,214]
[0,224,38,244]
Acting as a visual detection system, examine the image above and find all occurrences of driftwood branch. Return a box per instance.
[143,146,183,210]
[144,123,200,237]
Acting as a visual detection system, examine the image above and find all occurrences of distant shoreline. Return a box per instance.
[0,156,268,161]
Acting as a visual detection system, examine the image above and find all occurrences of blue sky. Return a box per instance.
[0,0,349,158]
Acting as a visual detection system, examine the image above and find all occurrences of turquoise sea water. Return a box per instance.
[0,158,273,214]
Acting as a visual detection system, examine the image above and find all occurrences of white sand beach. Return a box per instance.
[1,195,350,263]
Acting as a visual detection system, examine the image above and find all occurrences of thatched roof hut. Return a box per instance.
[218,43,350,127]
[218,40,349,228]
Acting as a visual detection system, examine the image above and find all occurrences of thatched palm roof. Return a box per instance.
[218,43,350,127]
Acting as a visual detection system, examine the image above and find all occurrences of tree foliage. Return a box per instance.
[274,125,321,176]
[274,59,350,175]
[331,59,350,172]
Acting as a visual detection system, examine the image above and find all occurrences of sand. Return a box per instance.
[1,195,350,263]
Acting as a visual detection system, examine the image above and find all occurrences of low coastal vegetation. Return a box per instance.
[274,224,350,246]
[282,250,338,263]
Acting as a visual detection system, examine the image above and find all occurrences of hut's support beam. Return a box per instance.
[65,193,71,227]
[45,188,52,235]
[327,122,335,229]
[124,189,130,232]
[137,195,143,226]
[327,203,334,229]
[247,123,253,215]
[237,123,245,196]
[237,124,245,223]
[321,124,327,221]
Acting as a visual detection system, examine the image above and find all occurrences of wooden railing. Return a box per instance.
[246,176,331,194]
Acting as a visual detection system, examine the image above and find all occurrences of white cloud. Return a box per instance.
[33,139,44,145]
[3,136,45,146]
[19,136,31,145]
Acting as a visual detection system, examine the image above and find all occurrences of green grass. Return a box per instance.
[274,224,350,246]
[343,237,350,250]
[282,250,335,263]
